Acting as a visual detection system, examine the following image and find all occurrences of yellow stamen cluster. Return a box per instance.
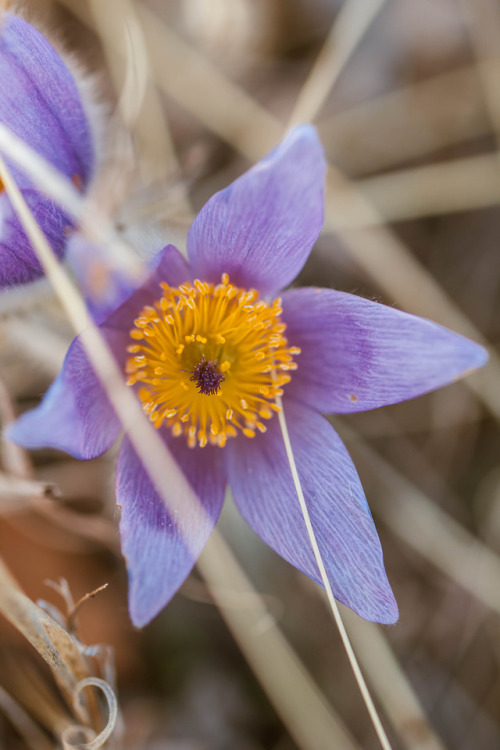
[125,273,300,448]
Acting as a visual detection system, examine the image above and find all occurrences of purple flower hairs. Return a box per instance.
[0,12,94,289]
[8,126,487,627]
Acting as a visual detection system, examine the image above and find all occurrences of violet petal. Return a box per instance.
[7,328,126,459]
[0,13,94,288]
[7,246,191,457]
[282,288,488,414]
[187,125,325,295]
[226,399,398,624]
[117,434,226,627]
[104,245,192,332]
[0,190,67,287]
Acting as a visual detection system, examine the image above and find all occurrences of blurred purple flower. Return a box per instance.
[0,12,94,289]
[9,126,487,627]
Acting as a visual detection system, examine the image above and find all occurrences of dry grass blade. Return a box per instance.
[57,0,282,160]
[459,0,500,152]
[0,373,34,479]
[344,425,500,616]
[322,171,500,424]
[128,3,283,161]
[0,473,59,502]
[275,398,393,750]
[1,653,74,737]
[199,531,360,750]
[342,610,447,750]
[0,472,59,517]
[88,0,176,183]
[0,683,54,750]
[61,677,118,750]
[0,556,91,725]
[332,153,500,225]
[0,317,69,381]
[288,0,388,127]
[0,123,143,283]
[317,64,498,174]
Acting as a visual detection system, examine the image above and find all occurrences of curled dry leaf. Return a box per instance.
[62,678,119,750]
[0,557,119,747]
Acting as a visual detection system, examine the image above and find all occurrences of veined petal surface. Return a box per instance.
[117,434,226,627]
[104,244,192,331]
[0,190,67,287]
[7,329,125,459]
[226,399,398,624]
[0,13,94,288]
[0,13,93,184]
[187,125,325,295]
[7,245,190,456]
[282,288,488,414]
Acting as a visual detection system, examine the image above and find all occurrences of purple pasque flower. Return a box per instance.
[8,126,487,627]
[0,12,94,289]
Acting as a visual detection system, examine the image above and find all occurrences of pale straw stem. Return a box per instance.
[317,63,497,175]
[329,152,500,227]
[343,422,500,617]
[0,124,143,282]
[287,0,387,128]
[275,395,393,750]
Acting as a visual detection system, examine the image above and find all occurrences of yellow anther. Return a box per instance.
[126,273,299,448]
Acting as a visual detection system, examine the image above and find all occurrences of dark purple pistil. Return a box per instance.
[190,355,225,395]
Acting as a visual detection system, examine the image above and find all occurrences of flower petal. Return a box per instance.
[0,13,94,288]
[187,125,326,295]
[7,328,126,459]
[226,399,397,624]
[104,245,192,332]
[0,13,93,184]
[7,246,191,457]
[282,288,488,414]
[117,434,226,627]
[0,190,67,287]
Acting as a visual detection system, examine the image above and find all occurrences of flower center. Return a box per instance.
[190,355,225,395]
[125,273,300,448]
